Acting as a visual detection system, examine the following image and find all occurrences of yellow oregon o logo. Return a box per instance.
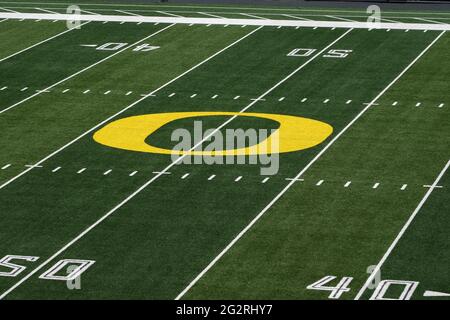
[93,112,333,155]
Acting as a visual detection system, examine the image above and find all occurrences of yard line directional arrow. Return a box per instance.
[423,290,450,297]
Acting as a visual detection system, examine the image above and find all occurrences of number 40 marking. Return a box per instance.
[307,275,353,299]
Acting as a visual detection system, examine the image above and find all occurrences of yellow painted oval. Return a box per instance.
[93,112,333,155]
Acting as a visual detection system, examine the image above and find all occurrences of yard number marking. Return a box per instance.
[287,48,353,59]
[370,280,419,300]
[307,275,353,299]
[0,255,95,281]
[0,255,39,277]
[92,42,160,52]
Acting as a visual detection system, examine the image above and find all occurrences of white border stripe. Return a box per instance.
[0,12,448,30]
[175,30,446,300]
[355,159,450,300]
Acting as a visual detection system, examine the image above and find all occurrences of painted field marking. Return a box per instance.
[323,98,329,104]
[278,97,285,101]
[423,290,450,297]
[126,91,133,96]
[261,177,270,184]
[115,9,141,16]
[372,182,380,189]
[250,98,265,102]
[62,89,70,93]
[344,181,351,187]
[198,12,226,19]
[83,89,90,94]
[234,95,240,100]
[175,30,446,300]
[240,13,267,20]
[415,17,446,24]
[438,103,444,108]
[0,24,174,115]
[392,101,398,106]
[285,178,304,182]
[208,174,216,181]
[52,167,61,173]
[234,176,242,182]
[77,168,86,174]
[103,169,112,176]
[356,159,450,300]
[181,173,190,179]
[316,179,324,186]
[35,8,59,14]
[1,164,11,170]
[168,93,176,97]
[104,90,111,95]
[0,86,7,90]
[129,171,138,177]
[0,26,352,300]
[346,100,352,104]
[0,7,18,13]
[0,21,91,64]
[190,93,197,98]
[211,94,218,99]
[401,184,408,190]
[24,164,43,169]
[327,15,357,22]
[281,14,310,21]
[301,98,307,102]
[423,184,443,189]
[152,171,171,175]
[415,102,421,107]
[157,11,182,18]
[20,87,28,92]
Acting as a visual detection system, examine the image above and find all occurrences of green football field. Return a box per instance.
[0,0,449,300]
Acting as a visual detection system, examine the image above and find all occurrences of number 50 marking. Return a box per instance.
[0,255,95,281]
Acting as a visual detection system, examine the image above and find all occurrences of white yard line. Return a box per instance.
[0,6,18,13]
[175,30,446,300]
[414,17,446,25]
[0,24,173,115]
[198,12,226,19]
[326,15,357,22]
[34,7,58,14]
[0,12,448,30]
[381,18,401,24]
[355,159,450,300]
[240,13,267,20]
[115,9,141,17]
[0,21,90,63]
[281,14,312,21]
[0,27,351,300]
[157,10,182,18]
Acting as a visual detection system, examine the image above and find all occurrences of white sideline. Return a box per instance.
[175,30,446,300]
[0,20,91,63]
[0,27,351,300]
[0,24,174,115]
[0,12,449,30]
[355,159,450,300]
